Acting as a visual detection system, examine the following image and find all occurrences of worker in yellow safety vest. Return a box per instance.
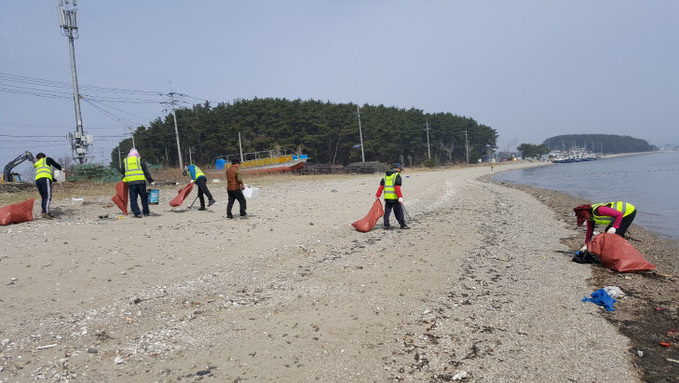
[183,164,216,210]
[574,201,637,253]
[123,148,155,218]
[375,163,409,230]
[32,152,63,219]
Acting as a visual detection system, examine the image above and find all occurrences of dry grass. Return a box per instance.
[0,161,509,207]
[0,182,116,206]
[153,167,378,187]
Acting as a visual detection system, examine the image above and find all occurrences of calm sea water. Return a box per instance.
[493,151,679,241]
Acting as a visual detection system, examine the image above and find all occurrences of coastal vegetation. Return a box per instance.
[111,98,498,168]
[516,143,550,158]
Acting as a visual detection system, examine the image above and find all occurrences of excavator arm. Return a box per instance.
[1,151,35,183]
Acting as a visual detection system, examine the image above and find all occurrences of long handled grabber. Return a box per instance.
[188,195,199,209]
[402,204,414,224]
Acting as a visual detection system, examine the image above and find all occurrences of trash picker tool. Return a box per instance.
[402,204,413,224]
[188,195,199,209]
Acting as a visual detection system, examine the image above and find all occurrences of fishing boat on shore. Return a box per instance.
[215,148,308,174]
[551,156,575,163]
[551,151,597,163]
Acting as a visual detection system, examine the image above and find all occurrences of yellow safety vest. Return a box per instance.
[123,157,146,182]
[191,165,206,181]
[592,201,635,226]
[34,158,52,181]
[383,172,399,200]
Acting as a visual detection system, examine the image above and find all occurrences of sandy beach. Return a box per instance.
[1,161,675,382]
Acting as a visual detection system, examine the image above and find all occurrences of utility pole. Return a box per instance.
[127,127,135,148]
[465,130,470,163]
[169,88,183,169]
[58,0,91,164]
[238,132,244,162]
[117,146,122,169]
[357,106,365,162]
[424,121,431,159]
[188,147,193,165]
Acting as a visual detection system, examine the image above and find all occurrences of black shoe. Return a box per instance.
[208,199,216,207]
[198,206,206,211]
[227,215,234,219]
[240,213,247,217]
[399,225,410,229]
[134,214,143,218]
[384,225,392,230]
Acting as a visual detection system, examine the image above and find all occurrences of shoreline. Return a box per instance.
[487,175,679,381]
[492,155,679,244]
[1,163,676,381]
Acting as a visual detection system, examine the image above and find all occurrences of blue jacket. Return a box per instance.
[187,164,206,181]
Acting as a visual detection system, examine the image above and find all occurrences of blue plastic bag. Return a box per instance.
[582,288,617,311]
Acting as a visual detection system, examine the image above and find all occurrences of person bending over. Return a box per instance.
[574,201,636,252]
[183,164,216,210]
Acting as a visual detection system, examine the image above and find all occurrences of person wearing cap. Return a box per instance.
[375,162,409,229]
[122,148,155,218]
[183,164,216,211]
[32,152,63,219]
[225,159,247,219]
[574,201,637,253]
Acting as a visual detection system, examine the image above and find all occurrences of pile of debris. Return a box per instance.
[67,165,122,183]
[299,161,388,175]
[344,161,387,174]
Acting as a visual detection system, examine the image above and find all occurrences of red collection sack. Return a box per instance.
[169,183,194,207]
[0,198,35,226]
[588,233,656,272]
[111,181,129,215]
[352,199,384,232]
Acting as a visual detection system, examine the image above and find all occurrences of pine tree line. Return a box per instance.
[111,98,498,168]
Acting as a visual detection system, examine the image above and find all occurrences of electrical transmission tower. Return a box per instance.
[58,0,92,163]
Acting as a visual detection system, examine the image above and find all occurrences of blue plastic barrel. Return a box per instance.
[148,189,159,204]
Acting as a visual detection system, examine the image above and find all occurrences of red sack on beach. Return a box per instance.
[352,199,384,232]
[111,181,129,215]
[588,233,656,272]
[169,183,194,207]
[0,198,35,226]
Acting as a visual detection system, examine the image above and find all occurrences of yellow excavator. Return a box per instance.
[0,151,35,183]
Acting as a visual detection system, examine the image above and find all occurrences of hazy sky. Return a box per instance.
[2,1,678,169]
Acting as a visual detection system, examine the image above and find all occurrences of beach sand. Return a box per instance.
[0,162,675,382]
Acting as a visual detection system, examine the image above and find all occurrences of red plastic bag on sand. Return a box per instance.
[588,233,656,272]
[111,181,129,215]
[0,198,35,226]
[352,199,384,232]
[169,183,194,207]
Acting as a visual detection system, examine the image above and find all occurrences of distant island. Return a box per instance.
[542,134,656,155]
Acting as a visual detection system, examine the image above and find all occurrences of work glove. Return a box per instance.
[398,197,404,203]
[607,227,616,234]
[579,244,588,253]
[151,181,155,186]
[190,180,195,184]
[241,184,246,190]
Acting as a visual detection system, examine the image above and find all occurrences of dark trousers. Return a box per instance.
[195,177,213,207]
[129,182,150,216]
[384,199,406,227]
[227,189,246,217]
[36,178,52,214]
[606,209,636,237]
